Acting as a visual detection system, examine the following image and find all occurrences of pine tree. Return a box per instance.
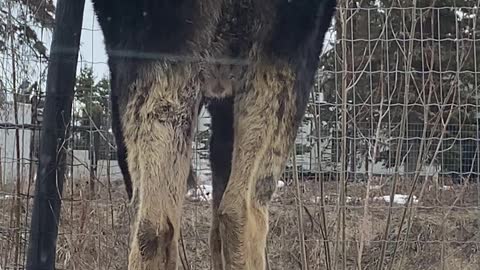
[74,66,111,197]
[315,0,480,177]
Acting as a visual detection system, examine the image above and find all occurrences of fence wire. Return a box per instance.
[0,1,479,269]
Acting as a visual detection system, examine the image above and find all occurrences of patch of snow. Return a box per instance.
[441,185,453,191]
[346,196,361,204]
[0,194,14,200]
[186,184,212,202]
[186,180,286,202]
[374,194,418,205]
[309,195,361,204]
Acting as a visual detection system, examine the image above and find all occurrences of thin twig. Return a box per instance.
[293,145,308,270]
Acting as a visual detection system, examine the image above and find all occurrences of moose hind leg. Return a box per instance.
[111,95,134,200]
[217,59,312,269]
[207,98,234,270]
[120,63,199,270]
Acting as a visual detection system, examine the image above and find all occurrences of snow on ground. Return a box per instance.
[307,193,421,205]
[186,184,213,202]
[186,180,286,202]
[0,194,13,200]
[373,194,419,205]
[309,195,362,204]
[441,185,453,191]
[185,176,419,206]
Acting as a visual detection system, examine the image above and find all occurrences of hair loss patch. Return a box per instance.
[137,219,159,260]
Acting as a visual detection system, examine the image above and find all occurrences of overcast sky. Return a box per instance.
[79,0,109,78]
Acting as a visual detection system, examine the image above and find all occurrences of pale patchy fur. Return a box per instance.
[90,0,336,269]
[217,56,301,269]
[122,62,201,268]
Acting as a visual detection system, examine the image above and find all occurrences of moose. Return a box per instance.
[91,0,336,269]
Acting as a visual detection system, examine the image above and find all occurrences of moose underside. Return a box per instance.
[90,0,336,269]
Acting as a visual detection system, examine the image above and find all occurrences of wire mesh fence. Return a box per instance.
[0,0,479,269]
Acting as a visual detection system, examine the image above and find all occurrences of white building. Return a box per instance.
[0,102,33,187]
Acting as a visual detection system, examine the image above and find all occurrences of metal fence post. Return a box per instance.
[25,0,85,269]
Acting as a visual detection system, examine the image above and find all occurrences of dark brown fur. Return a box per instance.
[137,219,160,260]
[91,1,336,269]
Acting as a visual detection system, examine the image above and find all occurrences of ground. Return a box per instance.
[0,176,478,269]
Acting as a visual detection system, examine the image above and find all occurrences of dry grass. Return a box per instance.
[0,177,478,270]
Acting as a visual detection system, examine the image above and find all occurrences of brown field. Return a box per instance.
[0,177,478,270]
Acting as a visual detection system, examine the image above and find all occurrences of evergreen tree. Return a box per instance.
[314,0,480,176]
[74,66,111,196]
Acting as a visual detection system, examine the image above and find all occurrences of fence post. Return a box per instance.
[25,0,85,269]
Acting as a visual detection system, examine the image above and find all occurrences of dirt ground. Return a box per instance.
[0,177,478,270]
